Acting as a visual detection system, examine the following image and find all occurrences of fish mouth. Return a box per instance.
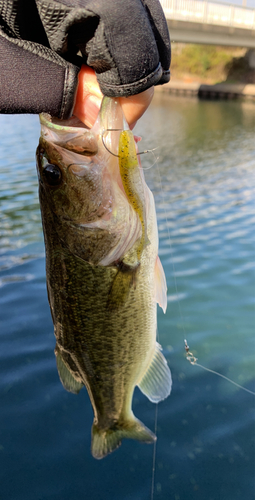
[39,113,99,157]
[40,113,88,131]
[39,97,127,160]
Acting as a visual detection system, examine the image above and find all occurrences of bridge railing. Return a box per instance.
[160,0,255,30]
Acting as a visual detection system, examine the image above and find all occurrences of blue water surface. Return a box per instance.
[0,94,254,500]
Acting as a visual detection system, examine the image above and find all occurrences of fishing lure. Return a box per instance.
[118,130,150,261]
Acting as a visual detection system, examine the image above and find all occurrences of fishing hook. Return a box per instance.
[101,129,158,158]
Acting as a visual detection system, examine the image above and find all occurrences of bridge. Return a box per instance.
[159,0,255,48]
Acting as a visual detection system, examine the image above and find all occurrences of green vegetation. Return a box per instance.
[171,44,254,84]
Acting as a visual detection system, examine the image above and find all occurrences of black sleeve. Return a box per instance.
[0,0,171,119]
[0,33,79,118]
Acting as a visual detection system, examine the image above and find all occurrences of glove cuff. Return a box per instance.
[97,63,169,98]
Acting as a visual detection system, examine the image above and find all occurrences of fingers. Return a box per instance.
[73,66,102,128]
[119,87,154,130]
[73,65,154,129]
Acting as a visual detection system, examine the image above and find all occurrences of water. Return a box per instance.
[0,94,254,500]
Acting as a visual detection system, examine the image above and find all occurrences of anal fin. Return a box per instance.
[138,342,172,403]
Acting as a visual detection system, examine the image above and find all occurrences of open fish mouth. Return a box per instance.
[39,97,126,158]
[37,98,144,267]
[39,113,99,156]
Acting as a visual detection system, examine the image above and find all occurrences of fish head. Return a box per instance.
[37,133,105,225]
[36,97,151,266]
[36,98,124,225]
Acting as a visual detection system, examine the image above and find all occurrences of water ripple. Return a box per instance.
[0,253,44,272]
[0,273,34,288]
[0,100,254,500]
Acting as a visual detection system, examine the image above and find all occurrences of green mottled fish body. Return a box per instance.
[36,98,171,459]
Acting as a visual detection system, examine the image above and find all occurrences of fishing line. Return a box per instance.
[155,158,255,397]
[151,403,158,500]
[140,151,160,171]
[184,340,255,396]
[156,163,187,340]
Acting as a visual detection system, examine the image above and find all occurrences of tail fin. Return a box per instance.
[91,417,156,460]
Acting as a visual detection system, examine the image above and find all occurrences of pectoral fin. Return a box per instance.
[107,253,140,310]
[154,256,167,313]
[138,342,172,403]
[55,349,84,394]
[107,271,133,310]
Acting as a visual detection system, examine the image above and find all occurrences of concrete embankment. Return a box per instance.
[155,80,255,100]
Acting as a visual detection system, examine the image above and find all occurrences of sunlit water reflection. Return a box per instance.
[0,94,254,500]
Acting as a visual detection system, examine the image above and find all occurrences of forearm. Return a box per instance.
[0,0,170,120]
[0,30,79,118]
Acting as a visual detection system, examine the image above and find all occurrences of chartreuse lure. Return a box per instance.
[118,130,150,261]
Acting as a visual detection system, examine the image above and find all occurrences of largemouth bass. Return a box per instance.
[36,97,171,459]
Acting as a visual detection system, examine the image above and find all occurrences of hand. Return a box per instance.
[73,65,154,130]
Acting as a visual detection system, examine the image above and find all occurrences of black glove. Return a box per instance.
[0,0,170,118]
[40,0,171,96]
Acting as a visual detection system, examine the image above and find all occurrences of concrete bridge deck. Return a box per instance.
[160,0,255,47]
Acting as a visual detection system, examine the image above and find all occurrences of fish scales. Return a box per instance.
[36,97,171,459]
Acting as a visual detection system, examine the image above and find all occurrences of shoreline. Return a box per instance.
[155,80,255,100]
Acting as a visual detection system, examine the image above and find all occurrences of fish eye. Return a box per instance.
[43,164,62,186]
